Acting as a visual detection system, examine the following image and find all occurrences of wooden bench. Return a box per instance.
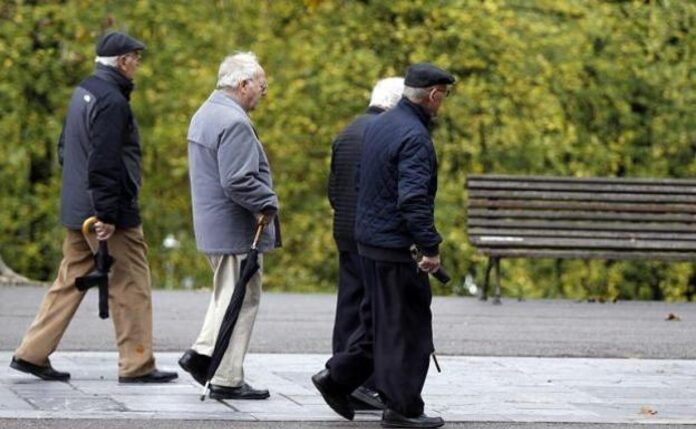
[466,174,696,303]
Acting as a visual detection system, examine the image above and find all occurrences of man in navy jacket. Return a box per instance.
[313,64,454,429]
[11,32,177,384]
[327,77,403,410]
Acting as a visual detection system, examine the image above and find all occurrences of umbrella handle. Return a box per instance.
[81,216,99,237]
[251,221,265,250]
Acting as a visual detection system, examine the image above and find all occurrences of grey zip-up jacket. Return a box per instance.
[187,90,280,254]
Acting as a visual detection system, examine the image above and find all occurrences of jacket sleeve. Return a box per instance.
[87,98,128,224]
[217,120,278,213]
[397,135,442,256]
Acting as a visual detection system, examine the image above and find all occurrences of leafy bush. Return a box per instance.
[1,0,694,300]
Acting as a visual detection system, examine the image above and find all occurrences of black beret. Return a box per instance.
[96,31,146,56]
[404,63,455,88]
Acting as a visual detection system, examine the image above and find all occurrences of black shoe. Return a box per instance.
[381,409,444,428]
[118,369,178,384]
[351,385,385,410]
[10,356,70,381]
[209,383,270,400]
[178,349,210,386]
[311,369,354,421]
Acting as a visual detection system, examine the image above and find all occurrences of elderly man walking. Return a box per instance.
[327,77,403,411]
[312,63,454,429]
[179,52,281,400]
[10,31,177,384]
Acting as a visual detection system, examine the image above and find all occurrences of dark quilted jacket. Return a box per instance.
[355,98,442,257]
[328,106,384,252]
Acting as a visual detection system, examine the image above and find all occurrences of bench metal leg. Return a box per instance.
[493,257,502,305]
[480,257,493,301]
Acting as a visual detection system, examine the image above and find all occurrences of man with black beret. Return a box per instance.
[10,31,177,384]
[312,63,453,428]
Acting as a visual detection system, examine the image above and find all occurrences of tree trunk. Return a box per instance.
[0,256,34,284]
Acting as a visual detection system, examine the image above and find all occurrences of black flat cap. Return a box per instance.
[96,31,146,56]
[404,63,455,88]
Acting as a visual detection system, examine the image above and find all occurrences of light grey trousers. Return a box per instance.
[192,253,262,387]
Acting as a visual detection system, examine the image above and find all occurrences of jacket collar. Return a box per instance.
[399,97,432,129]
[366,105,385,115]
[210,90,248,116]
[94,64,134,99]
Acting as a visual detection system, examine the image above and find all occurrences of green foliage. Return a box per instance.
[1,0,694,300]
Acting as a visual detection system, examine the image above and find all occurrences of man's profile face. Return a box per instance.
[244,68,267,111]
[118,51,141,80]
[427,85,449,115]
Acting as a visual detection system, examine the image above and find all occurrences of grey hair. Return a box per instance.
[369,77,404,110]
[402,86,430,103]
[216,51,261,90]
[95,56,119,67]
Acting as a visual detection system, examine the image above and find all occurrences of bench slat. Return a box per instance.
[470,236,696,251]
[468,189,696,203]
[468,218,696,233]
[467,228,696,242]
[468,199,696,214]
[468,208,696,223]
[467,174,696,187]
[467,179,696,195]
[476,248,696,261]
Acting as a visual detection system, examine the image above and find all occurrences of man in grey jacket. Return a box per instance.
[179,52,280,400]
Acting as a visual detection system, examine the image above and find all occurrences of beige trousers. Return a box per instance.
[192,254,262,387]
[15,228,156,377]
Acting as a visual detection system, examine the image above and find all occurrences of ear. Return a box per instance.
[428,87,438,102]
[116,55,128,70]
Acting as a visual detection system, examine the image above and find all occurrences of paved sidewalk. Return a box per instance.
[1,351,695,425]
[3,286,696,427]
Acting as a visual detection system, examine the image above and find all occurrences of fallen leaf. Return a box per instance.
[640,406,658,416]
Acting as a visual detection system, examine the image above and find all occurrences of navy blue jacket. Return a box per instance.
[355,98,442,258]
[58,64,142,229]
[328,106,383,252]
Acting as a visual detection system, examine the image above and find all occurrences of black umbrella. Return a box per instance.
[201,220,265,400]
[75,216,114,319]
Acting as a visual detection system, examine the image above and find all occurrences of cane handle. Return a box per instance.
[81,216,99,237]
[251,222,265,250]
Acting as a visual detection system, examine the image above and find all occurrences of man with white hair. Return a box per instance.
[327,77,403,411]
[313,63,454,428]
[179,52,280,400]
[10,31,177,384]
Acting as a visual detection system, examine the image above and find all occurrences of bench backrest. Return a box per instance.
[466,174,696,261]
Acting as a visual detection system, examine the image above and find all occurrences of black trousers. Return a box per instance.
[327,256,434,417]
[332,250,365,354]
[332,250,376,390]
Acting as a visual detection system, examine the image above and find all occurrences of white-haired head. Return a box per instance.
[216,51,262,90]
[369,77,404,110]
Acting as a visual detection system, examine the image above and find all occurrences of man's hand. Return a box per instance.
[94,221,115,241]
[255,208,276,226]
[418,254,441,273]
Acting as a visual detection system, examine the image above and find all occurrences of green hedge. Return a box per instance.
[1,0,695,300]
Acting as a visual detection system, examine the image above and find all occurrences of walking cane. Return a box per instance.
[75,216,113,319]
